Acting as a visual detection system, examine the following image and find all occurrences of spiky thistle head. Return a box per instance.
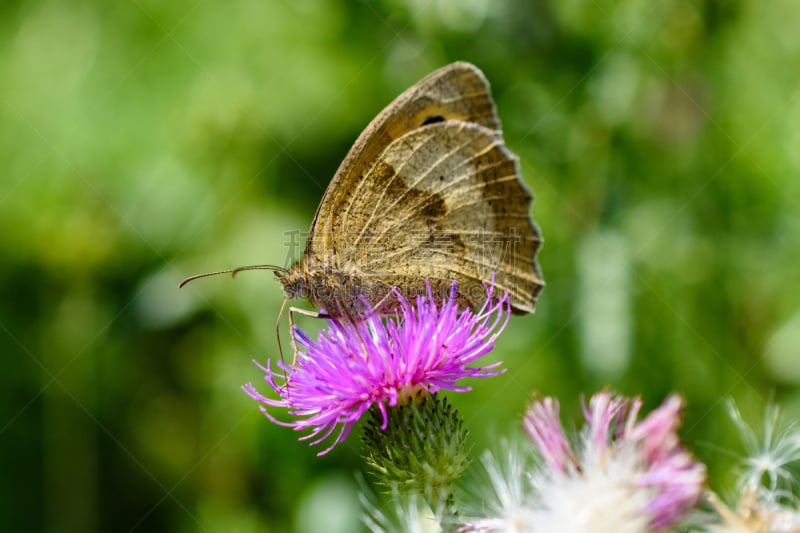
[243,280,510,454]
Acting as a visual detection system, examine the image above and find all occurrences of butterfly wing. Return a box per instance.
[303,62,543,313]
[304,62,501,260]
[338,120,542,313]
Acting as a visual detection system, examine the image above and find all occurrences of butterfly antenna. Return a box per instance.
[231,264,289,277]
[179,264,288,288]
[179,269,238,288]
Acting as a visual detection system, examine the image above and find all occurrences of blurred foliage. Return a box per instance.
[2,0,800,531]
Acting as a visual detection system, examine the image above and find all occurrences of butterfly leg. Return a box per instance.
[287,306,330,364]
[347,289,397,360]
[365,288,395,319]
[329,299,373,361]
[274,297,290,366]
[273,301,330,394]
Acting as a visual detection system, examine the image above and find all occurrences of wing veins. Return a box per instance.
[367,171,527,245]
[353,131,476,247]
[361,241,541,284]
[351,130,437,246]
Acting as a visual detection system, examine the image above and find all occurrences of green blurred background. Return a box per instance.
[3,0,800,531]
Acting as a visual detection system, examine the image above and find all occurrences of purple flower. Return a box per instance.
[461,392,705,532]
[243,281,510,455]
[524,392,705,531]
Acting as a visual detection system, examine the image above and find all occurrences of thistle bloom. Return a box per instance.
[243,281,510,454]
[462,392,705,533]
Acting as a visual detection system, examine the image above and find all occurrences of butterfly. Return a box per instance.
[182,62,543,326]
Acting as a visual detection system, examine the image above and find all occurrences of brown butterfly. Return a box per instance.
[182,62,543,326]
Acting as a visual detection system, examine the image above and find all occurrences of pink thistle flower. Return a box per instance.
[526,392,704,532]
[462,392,705,533]
[243,281,510,455]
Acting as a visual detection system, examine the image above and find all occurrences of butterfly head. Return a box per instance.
[276,264,310,301]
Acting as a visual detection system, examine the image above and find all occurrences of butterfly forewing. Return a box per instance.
[286,62,543,317]
[305,62,502,262]
[337,121,542,313]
